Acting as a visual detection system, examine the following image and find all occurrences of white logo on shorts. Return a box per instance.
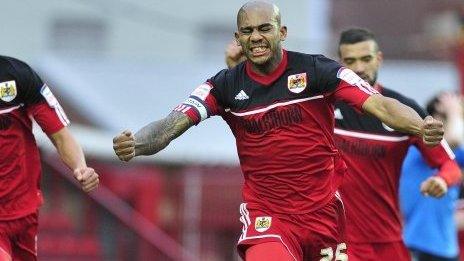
[254,216,272,232]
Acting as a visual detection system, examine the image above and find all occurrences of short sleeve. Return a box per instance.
[332,68,379,111]
[13,61,70,134]
[26,83,70,135]
[312,56,377,111]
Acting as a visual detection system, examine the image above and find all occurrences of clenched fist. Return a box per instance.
[421,115,444,146]
[420,176,448,198]
[113,130,136,162]
[73,167,99,192]
[225,40,246,69]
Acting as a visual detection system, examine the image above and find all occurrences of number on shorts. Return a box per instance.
[319,243,347,261]
[319,247,333,261]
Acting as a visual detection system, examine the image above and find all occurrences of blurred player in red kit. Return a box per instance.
[0,56,100,260]
[114,2,445,260]
[334,28,461,261]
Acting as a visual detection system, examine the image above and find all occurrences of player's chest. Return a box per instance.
[223,79,330,135]
[0,108,29,133]
[226,71,319,112]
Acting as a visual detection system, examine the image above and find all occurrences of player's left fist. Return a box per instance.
[225,40,246,69]
[113,130,136,162]
[421,115,444,146]
[73,167,99,192]
[420,176,447,198]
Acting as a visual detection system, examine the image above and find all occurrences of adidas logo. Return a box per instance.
[235,90,249,100]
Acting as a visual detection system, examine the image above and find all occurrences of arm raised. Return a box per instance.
[225,40,246,69]
[362,94,444,146]
[113,111,194,162]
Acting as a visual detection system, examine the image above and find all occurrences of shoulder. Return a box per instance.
[0,56,32,72]
[0,56,39,85]
[303,53,343,82]
[227,62,246,77]
[287,51,315,62]
[287,51,341,69]
[209,63,245,87]
[287,51,342,82]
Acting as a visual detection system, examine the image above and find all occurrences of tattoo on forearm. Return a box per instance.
[134,111,193,156]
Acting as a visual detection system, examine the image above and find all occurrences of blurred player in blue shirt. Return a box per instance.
[400,91,464,261]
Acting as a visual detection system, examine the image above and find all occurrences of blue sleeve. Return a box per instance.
[453,146,464,167]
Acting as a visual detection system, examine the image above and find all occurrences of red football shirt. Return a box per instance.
[334,85,458,243]
[0,56,69,220]
[175,51,377,214]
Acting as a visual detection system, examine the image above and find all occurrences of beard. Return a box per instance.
[247,45,283,73]
[368,72,378,86]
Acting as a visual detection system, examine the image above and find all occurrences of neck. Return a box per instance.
[251,49,283,75]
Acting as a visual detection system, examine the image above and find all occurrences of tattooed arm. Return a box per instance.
[113,111,194,161]
[134,111,193,156]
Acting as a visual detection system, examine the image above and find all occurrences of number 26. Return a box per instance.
[319,243,347,261]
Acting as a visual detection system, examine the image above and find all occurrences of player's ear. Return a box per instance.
[377,51,384,64]
[280,26,287,41]
[234,32,241,46]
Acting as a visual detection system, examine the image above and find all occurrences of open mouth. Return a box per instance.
[250,46,270,57]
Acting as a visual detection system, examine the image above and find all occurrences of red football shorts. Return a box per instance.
[237,193,347,261]
[347,241,410,261]
[0,212,38,261]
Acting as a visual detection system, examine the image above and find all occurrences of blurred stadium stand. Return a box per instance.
[38,152,243,260]
[332,0,463,60]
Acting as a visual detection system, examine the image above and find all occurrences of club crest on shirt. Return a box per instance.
[0,80,17,102]
[287,73,307,93]
[254,216,272,232]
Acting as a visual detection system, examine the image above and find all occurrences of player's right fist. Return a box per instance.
[420,176,448,198]
[113,130,136,162]
[74,167,99,192]
[421,115,444,147]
